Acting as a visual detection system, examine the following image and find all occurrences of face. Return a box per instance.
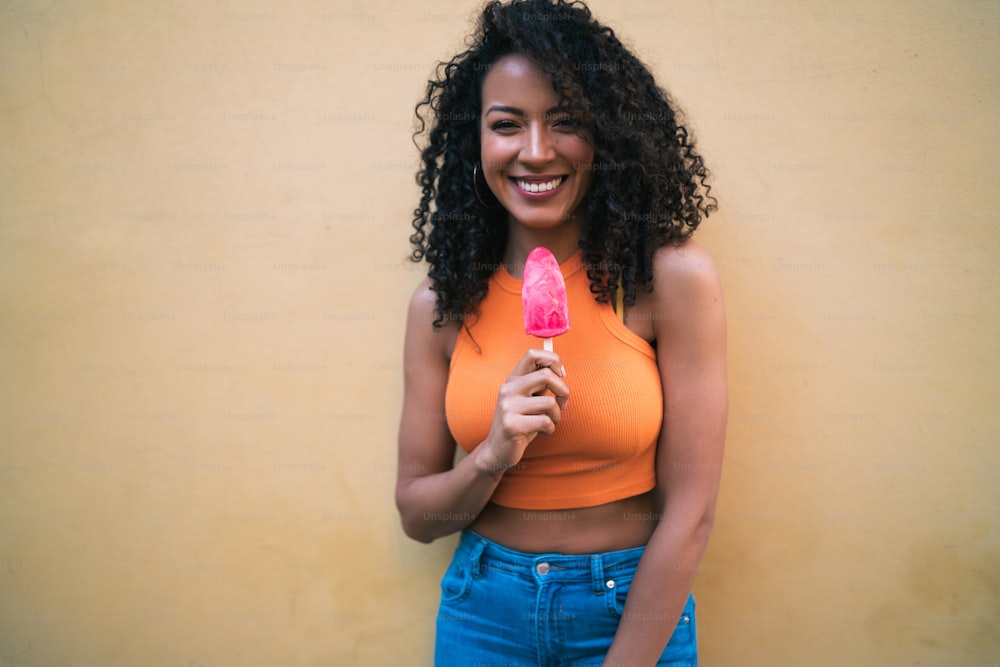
[480,54,594,230]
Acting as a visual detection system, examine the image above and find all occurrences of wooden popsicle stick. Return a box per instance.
[543,337,553,352]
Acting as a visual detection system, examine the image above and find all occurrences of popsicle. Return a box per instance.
[522,246,570,351]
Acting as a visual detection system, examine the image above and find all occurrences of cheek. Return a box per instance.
[480,136,513,162]
[560,134,593,166]
[480,139,512,188]
[573,144,595,190]
[574,142,595,168]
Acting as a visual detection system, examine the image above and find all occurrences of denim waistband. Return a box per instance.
[456,530,646,594]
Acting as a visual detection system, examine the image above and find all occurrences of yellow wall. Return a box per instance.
[1,1,997,665]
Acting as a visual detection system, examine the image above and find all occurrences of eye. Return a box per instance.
[490,119,519,131]
[553,116,578,130]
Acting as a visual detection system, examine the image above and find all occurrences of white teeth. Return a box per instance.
[516,177,562,193]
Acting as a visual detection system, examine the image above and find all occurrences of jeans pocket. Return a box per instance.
[603,573,634,617]
[659,594,697,666]
[605,586,697,664]
[439,556,473,604]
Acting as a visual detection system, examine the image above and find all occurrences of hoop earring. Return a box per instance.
[473,163,498,209]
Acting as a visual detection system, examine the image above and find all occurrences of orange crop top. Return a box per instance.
[445,250,663,510]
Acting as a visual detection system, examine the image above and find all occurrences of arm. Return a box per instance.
[394,279,570,543]
[604,240,728,666]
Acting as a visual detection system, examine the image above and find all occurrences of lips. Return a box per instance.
[511,175,567,194]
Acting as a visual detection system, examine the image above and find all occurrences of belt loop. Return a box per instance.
[590,554,605,594]
[468,534,487,578]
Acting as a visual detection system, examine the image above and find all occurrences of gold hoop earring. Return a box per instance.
[473,163,498,209]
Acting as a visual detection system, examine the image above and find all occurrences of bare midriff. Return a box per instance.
[469,490,659,554]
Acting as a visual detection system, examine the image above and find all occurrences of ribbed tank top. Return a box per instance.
[445,250,663,510]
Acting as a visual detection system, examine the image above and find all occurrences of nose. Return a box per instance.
[520,123,556,166]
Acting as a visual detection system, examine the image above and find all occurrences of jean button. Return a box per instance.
[681,614,690,624]
[606,579,615,589]
[536,562,550,575]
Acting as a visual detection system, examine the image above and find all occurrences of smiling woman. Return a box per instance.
[397,1,725,665]
[480,54,595,247]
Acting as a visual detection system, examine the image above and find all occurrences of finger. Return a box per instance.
[531,369,569,412]
[509,370,569,408]
[511,413,558,437]
[512,348,567,379]
[507,395,562,427]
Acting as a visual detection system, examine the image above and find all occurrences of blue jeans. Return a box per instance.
[435,530,697,667]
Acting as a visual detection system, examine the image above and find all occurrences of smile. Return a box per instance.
[513,176,567,194]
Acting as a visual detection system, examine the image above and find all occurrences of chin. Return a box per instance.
[506,209,576,228]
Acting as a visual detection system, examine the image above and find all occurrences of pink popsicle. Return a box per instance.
[522,246,570,351]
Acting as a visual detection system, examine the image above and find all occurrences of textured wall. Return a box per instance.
[1,1,997,665]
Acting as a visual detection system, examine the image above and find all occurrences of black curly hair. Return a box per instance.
[411,0,716,328]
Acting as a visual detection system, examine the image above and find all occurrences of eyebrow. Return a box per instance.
[485,104,572,117]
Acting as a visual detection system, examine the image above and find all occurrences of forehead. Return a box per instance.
[481,54,560,108]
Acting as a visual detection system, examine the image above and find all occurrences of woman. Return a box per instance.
[396,1,726,664]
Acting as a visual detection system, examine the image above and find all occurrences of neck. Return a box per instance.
[503,217,583,279]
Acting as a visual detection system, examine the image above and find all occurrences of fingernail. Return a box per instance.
[561,365,567,377]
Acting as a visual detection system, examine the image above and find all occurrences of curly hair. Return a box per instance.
[411,0,716,328]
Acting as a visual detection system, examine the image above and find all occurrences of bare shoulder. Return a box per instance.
[625,240,722,343]
[407,277,438,320]
[405,277,459,360]
[649,239,725,340]
[650,239,723,300]
[652,239,720,285]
